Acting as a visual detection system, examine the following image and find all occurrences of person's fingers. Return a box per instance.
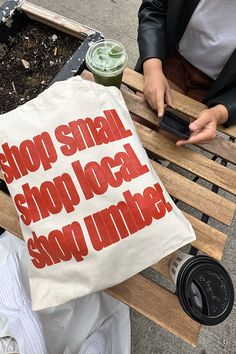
[144,80,168,116]
[189,112,211,132]
[176,128,216,146]
[144,90,156,111]
[155,92,165,117]
[176,138,191,146]
[146,96,156,111]
[164,87,175,108]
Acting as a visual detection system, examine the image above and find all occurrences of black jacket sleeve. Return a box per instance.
[138,0,167,66]
[206,87,236,127]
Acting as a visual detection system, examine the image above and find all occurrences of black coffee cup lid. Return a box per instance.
[176,255,234,325]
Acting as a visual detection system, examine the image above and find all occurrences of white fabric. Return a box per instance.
[178,0,236,79]
[79,314,120,354]
[0,76,195,310]
[0,253,47,354]
[63,310,130,354]
[0,231,131,354]
[0,336,19,354]
[38,292,130,354]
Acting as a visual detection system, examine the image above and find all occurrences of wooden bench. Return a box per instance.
[0,2,236,347]
[83,70,236,346]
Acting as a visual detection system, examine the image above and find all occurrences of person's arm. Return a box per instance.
[176,87,236,146]
[176,104,228,146]
[143,58,173,117]
[138,0,173,117]
[206,87,236,127]
[138,0,168,65]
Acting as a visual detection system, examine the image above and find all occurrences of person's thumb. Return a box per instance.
[189,113,210,132]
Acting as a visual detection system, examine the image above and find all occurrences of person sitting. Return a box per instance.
[137,0,236,145]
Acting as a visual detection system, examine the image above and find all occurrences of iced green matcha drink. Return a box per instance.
[85,39,128,88]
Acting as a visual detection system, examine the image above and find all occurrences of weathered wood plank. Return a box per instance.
[151,253,175,279]
[185,213,227,260]
[22,1,96,40]
[197,137,236,165]
[152,213,227,281]
[122,68,208,118]
[107,274,200,346]
[82,70,236,163]
[0,191,22,239]
[124,92,236,165]
[0,187,227,261]
[1,163,234,225]
[135,121,236,196]
[152,161,235,226]
[122,67,236,139]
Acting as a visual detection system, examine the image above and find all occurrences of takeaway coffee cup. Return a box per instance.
[170,251,234,325]
[85,39,128,88]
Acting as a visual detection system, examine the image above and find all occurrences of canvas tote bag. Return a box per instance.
[0,77,196,310]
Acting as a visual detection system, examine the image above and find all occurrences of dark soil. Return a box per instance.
[0,21,81,114]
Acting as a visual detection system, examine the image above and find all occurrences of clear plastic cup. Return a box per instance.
[85,39,128,88]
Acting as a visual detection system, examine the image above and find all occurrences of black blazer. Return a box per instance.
[137,0,236,127]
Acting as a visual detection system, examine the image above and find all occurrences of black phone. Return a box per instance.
[159,110,190,139]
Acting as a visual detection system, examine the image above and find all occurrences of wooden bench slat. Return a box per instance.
[122,67,146,93]
[1,185,225,277]
[0,191,22,239]
[184,212,227,260]
[124,91,236,165]
[152,161,235,226]
[1,161,234,226]
[122,68,236,139]
[219,125,236,140]
[152,213,227,280]
[151,215,227,279]
[0,186,227,261]
[82,70,236,163]
[122,68,207,118]
[197,136,236,166]
[123,89,159,126]
[135,121,236,196]
[22,1,94,39]
[151,212,226,282]
[107,273,200,346]
[151,253,175,279]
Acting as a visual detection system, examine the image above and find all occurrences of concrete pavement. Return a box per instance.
[29,0,140,68]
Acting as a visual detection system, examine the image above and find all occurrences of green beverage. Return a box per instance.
[85,39,128,88]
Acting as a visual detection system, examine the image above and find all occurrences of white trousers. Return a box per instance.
[0,231,131,354]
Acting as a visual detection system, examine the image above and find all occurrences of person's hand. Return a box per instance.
[176,104,229,146]
[143,58,174,117]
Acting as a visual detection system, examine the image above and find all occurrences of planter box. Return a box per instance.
[0,0,103,113]
[0,0,103,197]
